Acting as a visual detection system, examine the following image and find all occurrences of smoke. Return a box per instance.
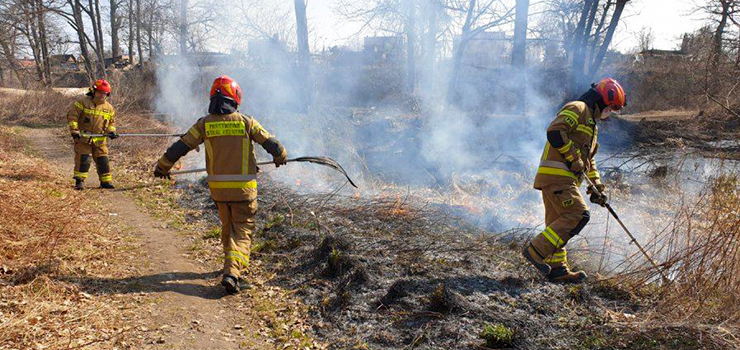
[151,31,562,227]
[150,7,714,278]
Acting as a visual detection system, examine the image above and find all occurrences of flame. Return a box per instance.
[381,194,411,217]
[458,196,483,216]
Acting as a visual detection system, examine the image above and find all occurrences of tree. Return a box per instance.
[406,0,417,93]
[294,0,311,110]
[9,0,55,84]
[697,0,739,60]
[170,0,217,54]
[511,0,529,114]
[636,26,653,52]
[178,0,186,54]
[127,0,133,61]
[420,0,441,99]
[0,3,27,86]
[336,0,424,94]
[81,0,106,75]
[109,0,124,60]
[586,0,628,80]
[135,0,142,62]
[61,0,95,77]
[445,0,516,106]
[566,0,629,98]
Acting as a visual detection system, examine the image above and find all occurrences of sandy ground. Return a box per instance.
[619,109,699,122]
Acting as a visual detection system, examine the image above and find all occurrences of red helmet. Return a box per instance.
[209,75,242,105]
[595,78,626,110]
[93,79,111,94]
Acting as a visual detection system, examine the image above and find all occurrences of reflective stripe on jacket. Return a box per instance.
[533,101,603,190]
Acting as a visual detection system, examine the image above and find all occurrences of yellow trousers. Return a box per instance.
[216,200,257,278]
[73,140,112,182]
[530,183,590,268]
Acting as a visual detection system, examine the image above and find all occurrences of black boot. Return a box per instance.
[221,275,239,294]
[100,182,115,189]
[547,266,587,284]
[74,179,84,190]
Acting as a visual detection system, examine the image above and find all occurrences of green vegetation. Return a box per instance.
[479,323,514,349]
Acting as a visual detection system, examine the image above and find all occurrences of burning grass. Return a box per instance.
[0,126,139,349]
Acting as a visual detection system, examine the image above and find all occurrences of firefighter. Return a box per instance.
[522,78,626,283]
[153,75,288,294]
[67,79,118,190]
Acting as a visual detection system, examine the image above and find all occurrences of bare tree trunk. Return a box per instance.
[294,0,311,110]
[148,2,155,59]
[736,30,740,66]
[95,0,104,65]
[511,0,529,114]
[586,0,611,69]
[569,0,596,97]
[179,0,188,54]
[406,0,416,93]
[22,2,45,84]
[136,0,142,63]
[70,0,94,78]
[422,0,437,99]
[714,0,730,60]
[446,0,476,107]
[1,38,25,87]
[87,0,105,75]
[587,0,628,80]
[110,0,120,60]
[35,0,52,84]
[128,0,134,63]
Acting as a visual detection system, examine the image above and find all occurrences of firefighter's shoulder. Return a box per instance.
[237,113,256,122]
[75,95,94,106]
[560,101,587,115]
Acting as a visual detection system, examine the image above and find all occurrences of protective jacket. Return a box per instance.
[157,112,287,202]
[67,95,116,144]
[533,101,603,190]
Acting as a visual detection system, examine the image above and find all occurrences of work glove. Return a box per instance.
[71,131,81,140]
[565,157,585,174]
[153,165,171,179]
[587,184,608,206]
[273,152,288,168]
[108,132,119,139]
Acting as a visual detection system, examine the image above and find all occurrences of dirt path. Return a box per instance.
[24,126,258,349]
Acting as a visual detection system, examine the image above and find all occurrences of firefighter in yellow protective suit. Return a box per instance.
[522,78,627,283]
[67,79,118,190]
[153,75,288,294]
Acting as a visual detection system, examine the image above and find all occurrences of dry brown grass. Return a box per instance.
[0,126,137,349]
[0,90,75,126]
[611,165,740,344]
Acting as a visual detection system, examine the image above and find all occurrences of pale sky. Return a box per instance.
[302,0,709,53]
[612,0,707,52]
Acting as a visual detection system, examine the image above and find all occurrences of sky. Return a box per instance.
[611,0,707,52]
[303,0,710,54]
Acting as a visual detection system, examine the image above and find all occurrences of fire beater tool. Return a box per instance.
[170,156,358,188]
